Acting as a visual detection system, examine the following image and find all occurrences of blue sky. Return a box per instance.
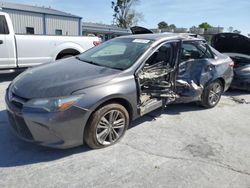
[2,0,250,35]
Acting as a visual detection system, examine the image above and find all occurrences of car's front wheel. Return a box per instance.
[84,103,129,149]
[201,80,223,108]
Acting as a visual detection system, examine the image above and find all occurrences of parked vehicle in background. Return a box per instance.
[130,26,205,39]
[130,26,154,34]
[211,33,250,91]
[0,12,101,71]
[5,33,233,149]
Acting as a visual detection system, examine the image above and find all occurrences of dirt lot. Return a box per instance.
[0,74,250,188]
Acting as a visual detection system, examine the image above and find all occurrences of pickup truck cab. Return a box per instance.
[0,12,101,70]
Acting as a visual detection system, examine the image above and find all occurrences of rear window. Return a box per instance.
[197,42,214,58]
[181,42,214,61]
[0,15,9,34]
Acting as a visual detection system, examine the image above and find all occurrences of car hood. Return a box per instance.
[211,33,250,56]
[130,26,153,34]
[211,33,250,76]
[10,57,121,99]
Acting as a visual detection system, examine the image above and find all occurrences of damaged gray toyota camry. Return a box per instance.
[5,33,234,149]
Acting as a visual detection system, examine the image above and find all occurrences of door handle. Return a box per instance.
[0,40,3,44]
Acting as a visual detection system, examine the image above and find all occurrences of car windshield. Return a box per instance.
[78,38,154,70]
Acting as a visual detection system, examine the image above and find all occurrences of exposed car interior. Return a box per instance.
[137,42,179,115]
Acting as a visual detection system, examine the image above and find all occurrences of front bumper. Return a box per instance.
[5,90,91,149]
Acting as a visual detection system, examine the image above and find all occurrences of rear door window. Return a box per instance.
[181,42,213,61]
[197,42,214,59]
[181,43,202,61]
[0,15,9,34]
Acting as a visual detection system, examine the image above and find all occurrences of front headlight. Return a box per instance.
[24,95,84,112]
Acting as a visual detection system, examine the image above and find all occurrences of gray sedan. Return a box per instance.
[5,33,234,149]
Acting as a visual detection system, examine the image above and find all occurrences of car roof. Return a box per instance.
[118,33,204,42]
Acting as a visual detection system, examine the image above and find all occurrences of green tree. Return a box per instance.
[111,0,142,28]
[168,24,176,30]
[199,22,212,30]
[158,21,168,29]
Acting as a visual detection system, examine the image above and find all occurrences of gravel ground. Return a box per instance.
[0,74,250,188]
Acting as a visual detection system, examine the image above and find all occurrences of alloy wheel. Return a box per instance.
[208,82,222,105]
[96,110,126,145]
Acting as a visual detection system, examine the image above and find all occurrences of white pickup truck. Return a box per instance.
[0,12,101,71]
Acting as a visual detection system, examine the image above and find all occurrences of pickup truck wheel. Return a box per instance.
[84,103,129,149]
[60,55,73,59]
[56,49,80,60]
[201,80,223,108]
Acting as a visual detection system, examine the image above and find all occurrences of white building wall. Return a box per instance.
[3,9,44,34]
[190,27,205,34]
[45,15,79,36]
[206,27,224,34]
[174,28,188,33]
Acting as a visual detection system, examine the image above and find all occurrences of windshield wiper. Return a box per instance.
[75,56,101,66]
[75,56,124,70]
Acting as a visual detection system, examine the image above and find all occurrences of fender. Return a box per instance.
[52,42,85,61]
[83,94,136,125]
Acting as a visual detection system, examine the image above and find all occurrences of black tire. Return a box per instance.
[200,80,223,108]
[84,103,129,149]
[59,55,73,59]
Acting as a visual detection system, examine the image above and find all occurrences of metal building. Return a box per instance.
[0,2,81,36]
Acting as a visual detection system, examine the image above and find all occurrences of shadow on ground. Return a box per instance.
[0,72,23,82]
[224,89,250,97]
[130,102,206,128]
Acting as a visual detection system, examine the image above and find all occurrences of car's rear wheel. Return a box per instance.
[84,103,129,149]
[201,80,223,108]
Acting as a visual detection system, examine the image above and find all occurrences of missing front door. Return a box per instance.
[137,41,180,115]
